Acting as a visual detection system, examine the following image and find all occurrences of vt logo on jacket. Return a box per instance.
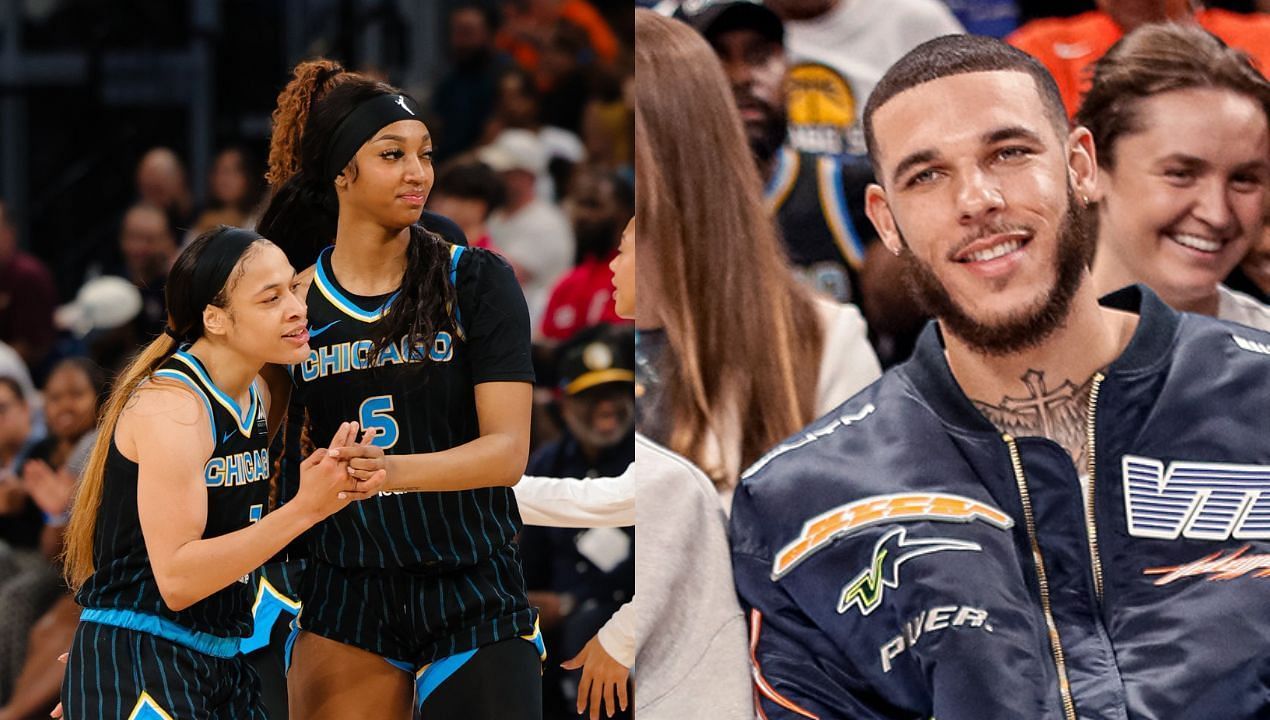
[1123,456,1270,540]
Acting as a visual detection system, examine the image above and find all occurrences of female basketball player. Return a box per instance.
[58,226,382,719]
[257,61,541,719]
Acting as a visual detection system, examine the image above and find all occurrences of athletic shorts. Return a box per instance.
[411,634,544,719]
[295,557,538,667]
[61,612,263,720]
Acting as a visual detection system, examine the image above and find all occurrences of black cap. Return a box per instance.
[556,324,636,396]
[676,0,783,45]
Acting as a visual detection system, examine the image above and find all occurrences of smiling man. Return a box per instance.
[730,34,1270,719]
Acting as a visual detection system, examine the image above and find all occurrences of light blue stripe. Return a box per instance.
[314,246,400,322]
[416,649,478,708]
[829,159,867,261]
[153,370,216,444]
[80,608,241,658]
[450,244,466,331]
[173,351,257,434]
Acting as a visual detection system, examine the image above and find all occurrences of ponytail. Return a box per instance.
[266,59,346,188]
[63,334,177,589]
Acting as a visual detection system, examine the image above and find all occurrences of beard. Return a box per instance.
[898,186,1096,356]
[744,102,789,166]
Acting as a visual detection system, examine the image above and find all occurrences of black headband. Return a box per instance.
[323,93,425,181]
[190,227,261,312]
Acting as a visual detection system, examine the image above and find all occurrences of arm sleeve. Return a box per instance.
[596,601,635,668]
[514,464,635,528]
[730,484,891,720]
[455,248,536,384]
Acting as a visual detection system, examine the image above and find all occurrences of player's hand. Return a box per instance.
[50,651,68,718]
[561,634,629,720]
[294,422,361,519]
[329,426,387,499]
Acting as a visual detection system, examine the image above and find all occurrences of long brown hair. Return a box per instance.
[64,228,266,589]
[634,9,823,486]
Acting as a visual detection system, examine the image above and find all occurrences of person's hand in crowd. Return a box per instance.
[0,469,29,515]
[527,590,572,631]
[562,633,629,720]
[20,460,74,519]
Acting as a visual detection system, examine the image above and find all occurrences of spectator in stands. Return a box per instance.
[541,169,632,343]
[634,10,880,502]
[189,146,267,239]
[1008,0,1270,116]
[484,66,586,200]
[519,324,635,720]
[1227,217,1270,302]
[1079,23,1270,330]
[432,3,514,163]
[0,201,57,374]
[0,358,103,716]
[539,22,593,135]
[428,160,507,252]
[117,203,178,342]
[581,66,633,173]
[497,0,619,77]
[134,147,195,231]
[480,128,575,329]
[764,0,964,156]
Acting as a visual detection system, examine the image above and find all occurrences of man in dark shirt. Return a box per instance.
[0,202,56,375]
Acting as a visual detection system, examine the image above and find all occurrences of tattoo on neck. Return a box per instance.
[972,369,1096,467]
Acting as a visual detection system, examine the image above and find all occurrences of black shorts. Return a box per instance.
[295,554,538,667]
[61,619,264,719]
[414,635,544,719]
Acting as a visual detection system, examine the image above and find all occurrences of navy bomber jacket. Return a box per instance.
[730,286,1270,720]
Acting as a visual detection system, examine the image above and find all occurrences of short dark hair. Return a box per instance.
[434,161,506,216]
[1076,23,1270,170]
[863,34,1069,173]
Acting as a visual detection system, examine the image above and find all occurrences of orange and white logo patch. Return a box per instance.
[772,493,1014,580]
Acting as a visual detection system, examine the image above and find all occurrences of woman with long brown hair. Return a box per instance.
[57,227,372,718]
[634,9,880,503]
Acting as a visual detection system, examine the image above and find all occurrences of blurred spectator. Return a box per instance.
[634,11,880,500]
[541,170,632,342]
[497,0,619,78]
[941,0,1021,36]
[429,160,507,252]
[0,358,102,712]
[764,0,964,156]
[581,68,634,173]
[480,129,575,329]
[519,324,635,720]
[1008,0,1270,116]
[432,3,515,163]
[0,201,57,374]
[134,147,195,231]
[1079,23,1270,331]
[116,203,178,343]
[539,22,593,134]
[1226,220,1270,302]
[189,146,267,239]
[484,67,587,200]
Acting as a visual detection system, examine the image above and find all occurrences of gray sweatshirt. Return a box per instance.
[634,434,754,719]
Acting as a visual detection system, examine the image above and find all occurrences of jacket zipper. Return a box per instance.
[1085,373,1105,601]
[1004,434,1078,720]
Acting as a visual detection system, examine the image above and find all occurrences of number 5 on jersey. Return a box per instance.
[359,395,400,449]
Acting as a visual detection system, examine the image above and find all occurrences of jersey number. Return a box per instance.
[359,395,400,449]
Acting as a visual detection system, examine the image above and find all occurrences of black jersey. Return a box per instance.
[289,243,535,570]
[77,350,271,638]
[766,146,876,305]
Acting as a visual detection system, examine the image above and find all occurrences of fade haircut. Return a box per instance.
[863,34,1069,177]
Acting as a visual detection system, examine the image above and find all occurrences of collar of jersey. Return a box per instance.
[314,246,401,323]
[170,350,259,436]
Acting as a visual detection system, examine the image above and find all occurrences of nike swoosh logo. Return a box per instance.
[221,429,237,444]
[307,320,341,339]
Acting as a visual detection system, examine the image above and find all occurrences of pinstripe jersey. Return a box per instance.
[76,350,271,638]
[288,243,535,570]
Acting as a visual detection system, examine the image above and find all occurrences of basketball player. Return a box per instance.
[257,60,542,719]
[58,226,382,719]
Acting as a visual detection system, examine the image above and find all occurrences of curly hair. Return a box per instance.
[265,59,348,187]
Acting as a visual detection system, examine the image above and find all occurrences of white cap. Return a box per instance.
[56,275,144,338]
[477,129,548,176]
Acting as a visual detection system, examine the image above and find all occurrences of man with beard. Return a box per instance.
[730,34,1270,719]
[541,170,633,342]
[677,0,875,308]
[518,323,635,719]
